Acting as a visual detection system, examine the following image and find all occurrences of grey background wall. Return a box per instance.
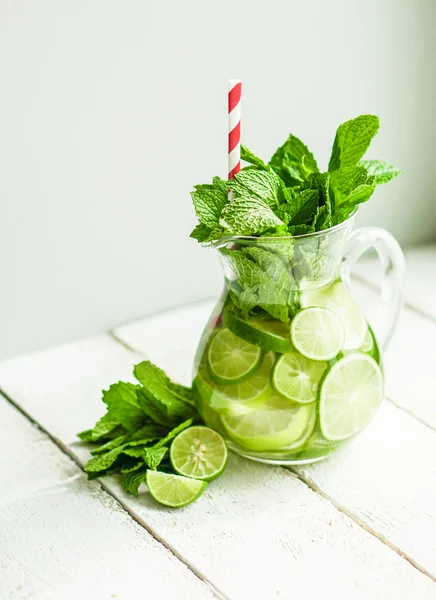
[1,0,435,359]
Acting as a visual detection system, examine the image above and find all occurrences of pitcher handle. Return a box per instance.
[341,227,405,352]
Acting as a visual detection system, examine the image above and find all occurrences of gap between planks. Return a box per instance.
[285,468,436,584]
[0,389,229,600]
[107,331,436,585]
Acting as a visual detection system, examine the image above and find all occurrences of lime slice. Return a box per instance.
[146,470,207,508]
[319,353,383,441]
[272,350,326,403]
[170,426,228,481]
[223,310,292,353]
[194,380,228,437]
[208,328,262,384]
[301,281,367,350]
[273,402,317,452]
[359,327,373,353]
[290,307,345,361]
[199,351,275,408]
[222,394,314,451]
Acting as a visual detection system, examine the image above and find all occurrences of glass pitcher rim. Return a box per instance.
[208,207,358,249]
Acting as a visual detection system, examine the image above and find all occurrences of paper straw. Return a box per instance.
[228,79,242,180]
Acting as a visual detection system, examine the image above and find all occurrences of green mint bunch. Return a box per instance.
[78,361,200,495]
[190,115,402,242]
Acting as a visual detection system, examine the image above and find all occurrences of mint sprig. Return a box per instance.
[77,361,200,495]
[189,114,401,244]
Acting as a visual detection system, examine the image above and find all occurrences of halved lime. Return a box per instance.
[208,328,262,384]
[146,470,207,508]
[319,353,383,441]
[301,281,367,350]
[170,426,228,481]
[290,307,345,361]
[223,310,292,353]
[222,394,314,451]
[272,350,326,403]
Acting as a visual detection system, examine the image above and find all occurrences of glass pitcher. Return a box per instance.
[193,213,405,465]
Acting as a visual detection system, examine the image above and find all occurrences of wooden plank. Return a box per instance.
[0,397,217,600]
[1,335,435,598]
[115,302,436,577]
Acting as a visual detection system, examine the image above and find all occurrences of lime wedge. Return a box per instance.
[170,426,228,481]
[272,350,326,403]
[290,307,345,361]
[208,328,262,384]
[319,353,383,441]
[301,281,367,350]
[222,394,314,451]
[223,310,292,353]
[146,470,207,508]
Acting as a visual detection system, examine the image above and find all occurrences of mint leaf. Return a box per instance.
[190,223,224,243]
[143,446,168,470]
[154,419,193,448]
[307,173,332,229]
[228,169,285,208]
[121,460,144,474]
[84,445,126,473]
[241,145,269,169]
[277,189,319,227]
[221,248,291,322]
[134,362,198,425]
[329,115,379,172]
[120,468,147,496]
[359,160,403,184]
[191,183,228,228]
[270,134,318,186]
[90,434,127,456]
[330,166,376,207]
[220,197,283,235]
[288,224,314,236]
[102,383,145,431]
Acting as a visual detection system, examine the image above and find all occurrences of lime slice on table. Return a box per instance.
[272,350,326,403]
[146,470,207,508]
[301,281,367,350]
[170,426,228,481]
[208,328,262,384]
[223,310,292,354]
[319,353,383,442]
[222,394,314,452]
[290,307,345,361]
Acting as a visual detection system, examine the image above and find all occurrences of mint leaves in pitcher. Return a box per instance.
[190,115,402,242]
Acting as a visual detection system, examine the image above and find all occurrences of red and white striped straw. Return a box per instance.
[228,79,242,180]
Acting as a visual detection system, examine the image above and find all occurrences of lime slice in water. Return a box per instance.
[223,310,292,354]
[170,426,228,481]
[199,351,275,408]
[146,470,207,508]
[301,281,367,350]
[272,350,326,403]
[222,394,314,452]
[290,307,345,361]
[208,328,262,384]
[359,327,374,353]
[319,353,383,442]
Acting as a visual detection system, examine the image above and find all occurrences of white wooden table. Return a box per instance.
[1,245,436,600]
